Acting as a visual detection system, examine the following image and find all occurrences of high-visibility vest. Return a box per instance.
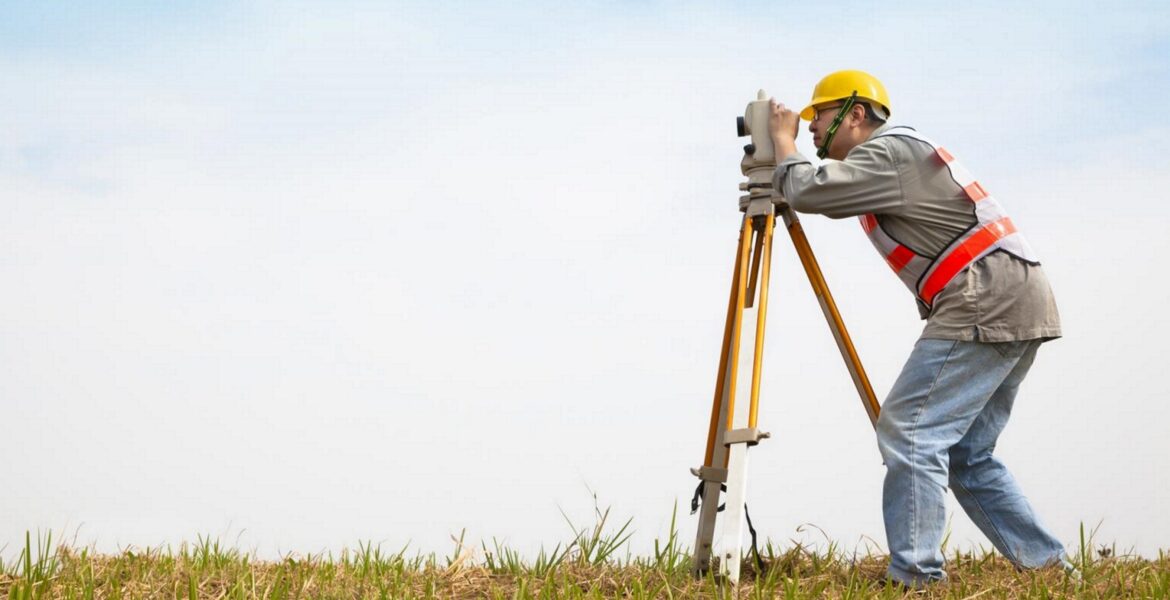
[860,127,1039,310]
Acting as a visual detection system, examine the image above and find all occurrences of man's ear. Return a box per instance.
[850,103,867,126]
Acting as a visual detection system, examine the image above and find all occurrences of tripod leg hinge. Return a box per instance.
[689,466,728,483]
[723,427,771,447]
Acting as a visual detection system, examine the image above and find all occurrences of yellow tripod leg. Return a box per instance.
[702,216,751,468]
[747,213,774,429]
[722,214,754,440]
[717,213,775,585]
[693,215,753,575]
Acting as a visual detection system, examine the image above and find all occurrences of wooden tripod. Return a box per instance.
[690,202,882,583]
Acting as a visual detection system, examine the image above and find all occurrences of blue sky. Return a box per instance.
[3,1,1169,561]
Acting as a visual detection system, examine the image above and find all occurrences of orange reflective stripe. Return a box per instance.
[964,181,989,201]
[937,147,955,163]
[919,218,1017,305]
[861,214,878,232]
[885,245,916,273]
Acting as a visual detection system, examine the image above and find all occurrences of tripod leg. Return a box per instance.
[722,215,753,440]
[778,205,881,426]
[702,216,751,470]
[693,215,752,575]
[748,213,775,429]
[718,213,775,585]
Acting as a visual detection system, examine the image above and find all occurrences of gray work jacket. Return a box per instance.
[772,123,1061,342]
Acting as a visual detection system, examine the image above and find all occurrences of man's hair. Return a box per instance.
[857,101,888,125]
[856,101,888,125]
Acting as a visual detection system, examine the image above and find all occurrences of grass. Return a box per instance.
[2,513,1167,599]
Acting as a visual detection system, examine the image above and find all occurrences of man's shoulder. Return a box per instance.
[869,125,929,146]
[848,125,927,164]
[862,125,940,161]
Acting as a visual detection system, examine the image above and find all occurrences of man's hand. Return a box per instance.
[769,98,800,159]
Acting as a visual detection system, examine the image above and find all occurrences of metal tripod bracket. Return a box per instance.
[722,427,771,447]
[690,465,728,483]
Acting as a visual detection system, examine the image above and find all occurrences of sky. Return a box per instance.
[3,0,1169,564]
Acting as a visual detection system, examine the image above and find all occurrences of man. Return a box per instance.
[767,70,1068,587]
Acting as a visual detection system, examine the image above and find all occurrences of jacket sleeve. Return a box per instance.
[772,139,906,219]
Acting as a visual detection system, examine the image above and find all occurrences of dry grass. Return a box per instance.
[3,524,1167,599]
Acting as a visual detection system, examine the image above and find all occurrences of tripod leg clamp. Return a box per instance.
[690,466,728,483]
[723,427,771,447]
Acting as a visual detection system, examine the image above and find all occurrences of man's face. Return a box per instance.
[807,101,847,149]
[809,102,870,160]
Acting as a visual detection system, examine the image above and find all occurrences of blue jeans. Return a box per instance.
[875,338,1066,586]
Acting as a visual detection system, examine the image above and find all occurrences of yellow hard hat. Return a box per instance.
[799,70,891,121]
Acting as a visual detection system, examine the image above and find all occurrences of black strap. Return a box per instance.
[691,480,726,514]
[744,503,765,573]
[690,481,766,574]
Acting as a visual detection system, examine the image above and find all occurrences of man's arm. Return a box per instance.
[773,144,905,219]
